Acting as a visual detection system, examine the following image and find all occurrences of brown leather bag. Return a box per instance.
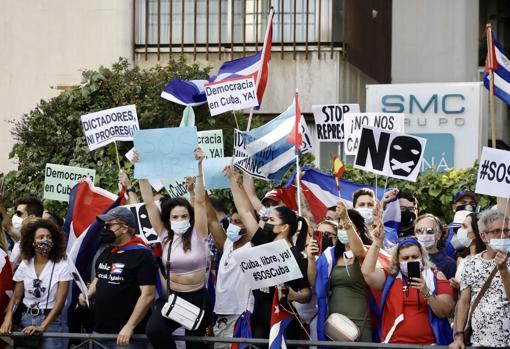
[463,266,498,345]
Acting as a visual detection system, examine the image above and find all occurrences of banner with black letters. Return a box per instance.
[475,147,510,199]
[354,127,426,182]
[312,104,360,142]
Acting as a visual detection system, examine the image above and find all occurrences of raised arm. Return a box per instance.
[205,193,227,251]
[225,166,259,239]
[139,179,165,235]
[337,200,366,259]
[243,171,263,213]
[193,148,208,239]
[118,170,139,204]
[361,224,386,290]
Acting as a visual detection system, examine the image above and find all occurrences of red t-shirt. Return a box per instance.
[382,271,453,344]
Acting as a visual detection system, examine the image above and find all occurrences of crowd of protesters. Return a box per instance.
[0,148,509,349]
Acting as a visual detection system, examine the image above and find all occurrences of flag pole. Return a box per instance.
[486,24,497,148]
[114,141,122,172]
[296,154,302,216]
[246,7,274,131]
[294,88,302,216]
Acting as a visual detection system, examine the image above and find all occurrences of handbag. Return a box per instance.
[325,310,369,342]
[14,262,55,349]
[463,266,498,345]
[160,238,205,331]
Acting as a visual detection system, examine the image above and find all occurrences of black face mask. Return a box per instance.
[455,204,476,213]
[398,225,415,239]
[263,223,275,234]
[400,211,416,228]
[321,235,334,252]
[101,228,117,244]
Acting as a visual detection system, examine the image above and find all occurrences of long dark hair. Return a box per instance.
[160,197,195,252]
[273,206,308,250]
[334,209,371,259]
[20,218,66,262]
[456,212,485,259]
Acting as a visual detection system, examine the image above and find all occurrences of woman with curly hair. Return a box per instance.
[0,218,72,349]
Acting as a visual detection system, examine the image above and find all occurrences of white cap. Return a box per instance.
[452,210,471,228]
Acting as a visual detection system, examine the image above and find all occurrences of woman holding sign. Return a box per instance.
[361,224,454,345]
[225,165,311,345]
[137,148,212,349]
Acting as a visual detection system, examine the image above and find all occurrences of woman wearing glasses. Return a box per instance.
[0,218,71,349]
[361,224,454,345]
[414,214,457,280]
[310,201,374,343]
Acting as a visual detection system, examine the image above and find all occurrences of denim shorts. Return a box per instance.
[18,311,68,349]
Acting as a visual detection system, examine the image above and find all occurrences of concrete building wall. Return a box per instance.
[0,0,132,173]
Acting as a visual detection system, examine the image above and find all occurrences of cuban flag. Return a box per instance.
[483,27,510,105]
[231,310,252,349]
[162,9,274,107]
[241,101,313,183]
[283,167,385,223]
[383,198,401,248]
[111,263,125,275]
[0,249,13,325]
[269,292,294,349]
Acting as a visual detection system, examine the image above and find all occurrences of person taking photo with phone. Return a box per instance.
[361,223,455,345]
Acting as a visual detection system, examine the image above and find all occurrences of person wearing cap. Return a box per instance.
[362,225,454,345]
[444,190,479,259]
[80,206,157,349]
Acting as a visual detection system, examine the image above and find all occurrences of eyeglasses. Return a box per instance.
[415,227,437,235]
[400,206,416,213]
[486,228,510,235]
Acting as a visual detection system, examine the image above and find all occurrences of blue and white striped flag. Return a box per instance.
[484,29,510,105]
[241,100,313,183]
[161,51,262,106]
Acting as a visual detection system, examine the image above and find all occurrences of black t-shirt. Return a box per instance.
[94,247,157,333]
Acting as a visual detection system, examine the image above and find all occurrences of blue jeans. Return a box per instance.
[18,311,68,349]
[92,331,149,349]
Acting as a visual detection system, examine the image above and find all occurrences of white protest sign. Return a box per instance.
[354,127,427,182]
[312,104,360,142]
[198,129,224,158]
[475,147,510,199]
[344,113,405,155]
[81,105,139,151]
[233,129,268,180]
[44,164,96,202]
[205,77,259,116]
[232,239,303,289]
[124,202,161,245]
[161,178,190,199]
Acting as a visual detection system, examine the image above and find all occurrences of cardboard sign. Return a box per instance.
[205,76,259,116]
[233,129,268,181]
[475,147,510,199]
[81,105,139,151]
[354,127,426,182]
[124,202,161,245]
[344,113,405,155]
[312,104,360,142]
[133,127,198,179]
[161,178,190,199]
[203,157,231,190]
[197,129,224,159]
[232,239,303,289]
[44,164,96,202]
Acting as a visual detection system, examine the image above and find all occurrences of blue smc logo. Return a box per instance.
[381,94,465,114]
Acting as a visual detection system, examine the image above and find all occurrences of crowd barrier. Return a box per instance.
[1,332,481,349]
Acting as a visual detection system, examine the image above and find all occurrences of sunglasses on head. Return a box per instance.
[415,227,437,235]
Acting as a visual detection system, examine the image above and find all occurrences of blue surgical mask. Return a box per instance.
[417,234,436,249]
[337,229,349,245]
[171,220,191,235]
[489,238,510,253]
[456,228,472,249]
[226,224,243,242]
[357,207,374,224]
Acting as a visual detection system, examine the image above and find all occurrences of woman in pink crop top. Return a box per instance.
[139,148,212,349]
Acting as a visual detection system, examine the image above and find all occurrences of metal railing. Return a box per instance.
[2,332,479,349]
[134,0,343,61]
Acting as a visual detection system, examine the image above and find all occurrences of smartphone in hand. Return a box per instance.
[407,261,421,280]
[312,230,323,256]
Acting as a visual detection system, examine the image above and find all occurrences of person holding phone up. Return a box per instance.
[361,222,455,345]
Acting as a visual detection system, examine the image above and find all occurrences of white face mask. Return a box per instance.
[337,229,349,245]
[357,207,374,224]
[171,220,191,235]
[417,234,436,249]
[399,260,423,276]
[456,228,472,249]
[489,238,510,253]
[226,224,243,242]
[11,215,24,231]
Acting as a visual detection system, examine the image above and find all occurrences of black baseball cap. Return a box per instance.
[97,206,136,229]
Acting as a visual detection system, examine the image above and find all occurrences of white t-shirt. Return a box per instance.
[9,242,20,264]
[13,258,73,309]
[214,239,254,315]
